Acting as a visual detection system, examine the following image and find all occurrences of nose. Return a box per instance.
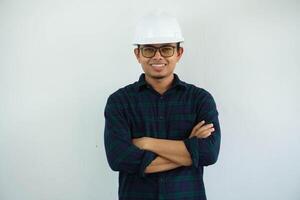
[152,49,163,60]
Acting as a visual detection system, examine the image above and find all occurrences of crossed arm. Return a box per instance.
[132,121,215,173]
[105,92,220,176]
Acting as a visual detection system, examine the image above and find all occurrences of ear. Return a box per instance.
[134,48,140,61]
[176,47,184,61]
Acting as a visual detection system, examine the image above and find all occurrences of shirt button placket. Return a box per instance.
[157,95,166,137]
[158,95,164,121]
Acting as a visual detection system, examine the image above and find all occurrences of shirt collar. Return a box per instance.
[136,73,187,92]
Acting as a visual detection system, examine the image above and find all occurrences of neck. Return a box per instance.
[145,73,174,95]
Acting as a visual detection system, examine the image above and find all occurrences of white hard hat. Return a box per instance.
[132,13,184,45]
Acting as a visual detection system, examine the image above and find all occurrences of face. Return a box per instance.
[134,43,184,80]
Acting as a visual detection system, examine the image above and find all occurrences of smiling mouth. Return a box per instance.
[150,63,166,72]
[150,63,166,67]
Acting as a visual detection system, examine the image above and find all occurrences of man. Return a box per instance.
[104,13,221,200]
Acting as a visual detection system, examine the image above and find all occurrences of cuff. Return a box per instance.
[139,150,157,178]
[183,137,199,168]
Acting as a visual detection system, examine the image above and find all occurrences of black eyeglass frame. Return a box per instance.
[138,43,180,58]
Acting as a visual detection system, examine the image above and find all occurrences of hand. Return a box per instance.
[189,120,214,139]
[132,137,149,149]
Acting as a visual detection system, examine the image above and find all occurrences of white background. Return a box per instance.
[1,0,299,199]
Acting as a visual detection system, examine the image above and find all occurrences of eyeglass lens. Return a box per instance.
[141,46,175,58]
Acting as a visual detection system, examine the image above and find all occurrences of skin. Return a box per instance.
[134,43,183,95]
[133,121,215,173]
[133,43,215,173]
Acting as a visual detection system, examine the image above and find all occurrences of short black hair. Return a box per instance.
[176,42,180,50]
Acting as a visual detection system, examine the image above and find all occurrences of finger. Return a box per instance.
[198,132,211,138]
[198,123,214,133]
[190,121,212,138]
[190,120,205,137]
[203,127,215,135]
[132,139,138,144]
[194,125,213,137]
[195,127,214,138]
[195,130,210,138]
[191,120,205,135]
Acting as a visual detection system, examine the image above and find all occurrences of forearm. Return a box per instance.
[145,138,192,166]
[149,155,174,166]
[145,158,181,173]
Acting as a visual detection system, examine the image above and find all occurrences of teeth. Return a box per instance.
[151,64,165,67]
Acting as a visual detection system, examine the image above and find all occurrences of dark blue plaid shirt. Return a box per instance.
[104,73,221,200]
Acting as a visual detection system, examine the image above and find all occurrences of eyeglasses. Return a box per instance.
[139,45,177,58]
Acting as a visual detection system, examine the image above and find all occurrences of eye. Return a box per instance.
[141,47,156,57]
[160,47,174,56]
[143,47,155,53]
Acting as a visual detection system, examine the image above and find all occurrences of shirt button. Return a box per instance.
[159,116,164,120]
[160,96,164,100]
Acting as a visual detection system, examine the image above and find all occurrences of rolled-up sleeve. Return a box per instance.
[104,94,157,177]
[183,91,221,168]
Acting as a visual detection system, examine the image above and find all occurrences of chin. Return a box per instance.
[152,75,166,79]
[149,72,170,79]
